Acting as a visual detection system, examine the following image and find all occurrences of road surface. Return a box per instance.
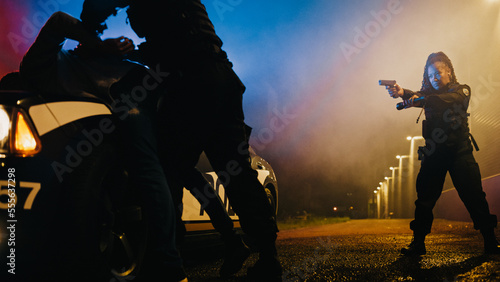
[182,219,500,281]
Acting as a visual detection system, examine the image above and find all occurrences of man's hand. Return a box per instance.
[386,83,404,99]
[100,36,135,55]
[74,36,135,58]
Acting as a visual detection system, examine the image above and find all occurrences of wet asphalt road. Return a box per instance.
[181,219,500,281]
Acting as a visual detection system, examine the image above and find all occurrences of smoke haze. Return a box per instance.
[1,0,499,216]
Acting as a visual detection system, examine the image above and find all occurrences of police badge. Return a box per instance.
[463,88,470,96]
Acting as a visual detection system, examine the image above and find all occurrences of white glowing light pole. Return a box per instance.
[372,190,378,218]
[376,186,381,219]
[395,155,409,217]
[384,177,392,219]
[406,136,424,218]
[389,167,398,218]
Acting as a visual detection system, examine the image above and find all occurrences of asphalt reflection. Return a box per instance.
[181,219,500,281]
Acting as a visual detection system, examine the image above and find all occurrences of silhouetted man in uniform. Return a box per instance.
[80,1,282,280]
[14,11,187,282]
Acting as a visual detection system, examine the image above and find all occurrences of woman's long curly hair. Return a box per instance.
[420,51,458,94]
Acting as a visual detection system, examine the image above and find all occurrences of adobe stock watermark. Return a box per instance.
[282,237,338,281]
[181,166,242,223]
[419,74,500,158]
[249,105,297,151]
[180,106,296,221]
[339,0,405,63]
[8,0,71,55]
[212,0,243,21]
[51,64,169,182]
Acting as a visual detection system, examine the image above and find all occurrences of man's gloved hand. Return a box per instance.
[74,36,135,58]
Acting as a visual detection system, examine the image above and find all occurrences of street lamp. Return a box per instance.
[396,155,409,218]
[406,136,424,217]
[384,177,393,219]
[372,189,378,219]
[389,167,398,218]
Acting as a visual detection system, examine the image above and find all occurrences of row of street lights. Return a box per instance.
[370,136,425,219]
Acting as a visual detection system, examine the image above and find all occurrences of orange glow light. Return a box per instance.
[14,111,40,155]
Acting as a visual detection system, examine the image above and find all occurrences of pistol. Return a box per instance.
[379,80,396,87]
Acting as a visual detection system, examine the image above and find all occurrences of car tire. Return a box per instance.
[48,132,147,281]
[100,166,148,281]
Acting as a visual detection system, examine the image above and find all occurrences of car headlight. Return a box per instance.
[0,106,41,157]
[0,108,10,151]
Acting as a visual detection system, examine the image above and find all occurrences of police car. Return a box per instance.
[0,90,278,280]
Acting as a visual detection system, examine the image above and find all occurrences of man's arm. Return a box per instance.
[19,11,134,92]
[20,11,103,92]
[23,11,102,59]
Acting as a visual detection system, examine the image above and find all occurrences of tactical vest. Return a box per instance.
[422,84,472,146]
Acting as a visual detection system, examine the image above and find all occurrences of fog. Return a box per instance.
[1,0,500,217]
[222,0,500,217]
